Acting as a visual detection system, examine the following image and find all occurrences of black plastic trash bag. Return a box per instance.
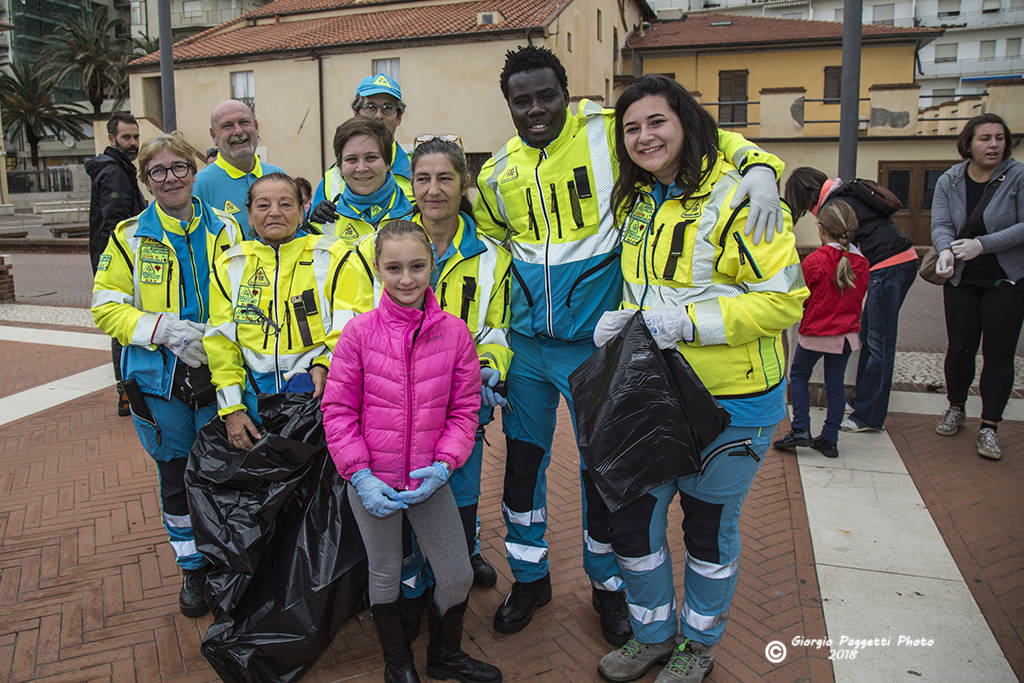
[569,311,731,512]
[186,393,367,683]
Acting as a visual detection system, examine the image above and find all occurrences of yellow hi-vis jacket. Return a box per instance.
[334,212,513,378]
[619,152,809,398]
[204,233,351,416]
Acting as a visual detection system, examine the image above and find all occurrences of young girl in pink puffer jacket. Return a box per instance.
[321,220,501,683]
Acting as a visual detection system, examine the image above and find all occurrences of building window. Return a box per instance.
[372,58,399,83]
[597,9,602,41]
[980,40,996,60]
[872,3,894,24]
[567,31,573,52]
[477,11,503,25]
[1012,0,1024,9]
[605,78,610,104]
[932,88,955,102]
[834,8,844,20]
[824,66,842,103]
[130,0,143,25]
[231,70,255,112]
[182,0,202,17]
[934,43,958,62]
[718,70,748,124]
[613,27,619,63]
[982,0,1000,12]
[937,0,960,17]
[1007,37,1022,57]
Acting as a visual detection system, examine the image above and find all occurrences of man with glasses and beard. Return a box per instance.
[86,111,148,416]
[195,99,285,238]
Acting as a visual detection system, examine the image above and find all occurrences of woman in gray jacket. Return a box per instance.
[931,113,1023,460]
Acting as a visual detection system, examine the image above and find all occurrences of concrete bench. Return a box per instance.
[40,208,89,226]
[50,224,90,238]
[33,200,89,215]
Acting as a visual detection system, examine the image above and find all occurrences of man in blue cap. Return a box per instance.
[309,73,413,225]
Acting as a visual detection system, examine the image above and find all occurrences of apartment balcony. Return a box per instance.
[918,55,1024,79]
[915,7,1024,30]
[171,6,242,28]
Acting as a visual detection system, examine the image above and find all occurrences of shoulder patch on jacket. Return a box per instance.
[97,254,112,271]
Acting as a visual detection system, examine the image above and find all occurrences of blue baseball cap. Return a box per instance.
[356,73,402,101]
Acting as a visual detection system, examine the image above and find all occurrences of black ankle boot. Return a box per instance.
[371,601,420,683]
[179,565,209,618]
[427,600,502,682]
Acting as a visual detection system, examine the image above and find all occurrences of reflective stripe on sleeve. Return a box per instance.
[91,289,132,308]
[628,599,675,625]
[484,146,512,227]
[692,299,728,346]
[744,263,804,293]
[502,501,546,526]
[615,545,669,573]
[240,345,324,375]
[682,603,727,631]
[206,319,238,343]
[217,384,243,411]
[130,313,160,347]
[686,552,739,580]
[504,541,547,564]
[333,309,356,333]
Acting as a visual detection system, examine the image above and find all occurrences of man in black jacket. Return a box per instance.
[86,112,147,415]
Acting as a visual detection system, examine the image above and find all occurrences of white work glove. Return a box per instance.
[593,308,695,350]
[732,166,783,245]
[935,249,956,278]
[950,238,983,262]
[152,313,207,367]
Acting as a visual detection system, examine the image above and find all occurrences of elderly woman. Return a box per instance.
[204,172,351,450]
[931,113,1024,460]
[92,132,242,618]
[313,117,413,242]
[591,75,808,682]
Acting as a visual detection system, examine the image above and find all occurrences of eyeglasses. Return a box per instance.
[414,134,464,151]
[359,102,400,117]
[146,161,192,182]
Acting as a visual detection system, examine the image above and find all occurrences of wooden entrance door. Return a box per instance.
[878,160,959,246]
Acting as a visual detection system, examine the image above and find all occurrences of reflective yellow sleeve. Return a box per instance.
[477,249,513,379]
[326,240,374,352]
[204,254,247,417]
[717,129,785,180]
[473,159,510,242]
[91,227,154,346]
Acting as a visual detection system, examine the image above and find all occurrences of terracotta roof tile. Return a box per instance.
[131,0,569,67]
[628,13,942,50]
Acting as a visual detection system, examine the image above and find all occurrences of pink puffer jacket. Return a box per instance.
[322,287,481,490]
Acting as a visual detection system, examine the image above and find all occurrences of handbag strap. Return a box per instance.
[964,172,1005,237]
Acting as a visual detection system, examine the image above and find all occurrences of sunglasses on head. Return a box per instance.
[413,134,463,151]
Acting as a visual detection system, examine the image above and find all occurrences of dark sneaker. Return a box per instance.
[810,437,839,458]
[935,406,966,436]
[471,553,498,588]
[179,566,209,618]
[772,429,813,451]
[493,574,551,634]
[976,427,1001,460]
[598,636,675,682]
[591,588,632,647]
[654,639,714,682]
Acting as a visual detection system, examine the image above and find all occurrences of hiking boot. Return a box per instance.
[654,639,714,683]
[592,588,632,647]
[179,566,209,618]
[809,436,839,459]
[976,427,1001,460]
[935,406,966,436]
[598,636,675,682]
[840,416,878,433]
[772,429,813,451]
[471,553,497,588]
[493,574,551,634]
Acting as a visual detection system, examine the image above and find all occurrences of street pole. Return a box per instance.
[838,0,863,181]
[158,0,176,132]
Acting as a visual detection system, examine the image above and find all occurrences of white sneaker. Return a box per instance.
[840,416,878,433]
[935,406,966,437]
[976,427,1001,460]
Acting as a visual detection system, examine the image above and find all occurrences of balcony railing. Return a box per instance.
[918,55,1024,78]
[914,7,1024,29]
[171,6,240,27]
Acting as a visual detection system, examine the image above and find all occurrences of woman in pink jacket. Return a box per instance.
[322,220,501,683]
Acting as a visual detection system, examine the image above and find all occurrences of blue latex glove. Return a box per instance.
[350,468,407,518]
[394,462,449,505]
[480,367,508,408]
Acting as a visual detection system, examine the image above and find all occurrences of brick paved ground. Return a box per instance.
[887,412,1024,681]
[0,378,832,682]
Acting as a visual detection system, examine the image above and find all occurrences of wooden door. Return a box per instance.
[878,160,959,246]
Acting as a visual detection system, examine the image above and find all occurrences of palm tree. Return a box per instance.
[47,7,130,116]
[133,33,161,56]
[0,61,90,168]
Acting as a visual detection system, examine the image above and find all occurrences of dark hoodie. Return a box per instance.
[85,146,147,272]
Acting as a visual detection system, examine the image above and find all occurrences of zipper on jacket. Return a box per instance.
[272,249,282,391]
[183,227,204,321]
[284,299,293,349]
[565,250,620,308]
[525,189,540,241]
[713,202,749,273]
[700,438,754,475]
[509,262,534,308]
[732,233,763,278]
[165,259,174,309]
[549,183,563,240]
[567,180,584,229]
[403,317,425,490]
[533,149,555,336]
[649,222,668,274]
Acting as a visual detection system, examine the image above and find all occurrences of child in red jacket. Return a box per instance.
[774,201,870,457]
[322,220,501,683]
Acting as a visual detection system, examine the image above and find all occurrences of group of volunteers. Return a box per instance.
[88,41,1021,683]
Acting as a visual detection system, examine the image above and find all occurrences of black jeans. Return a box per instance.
[943,279,1024,423]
